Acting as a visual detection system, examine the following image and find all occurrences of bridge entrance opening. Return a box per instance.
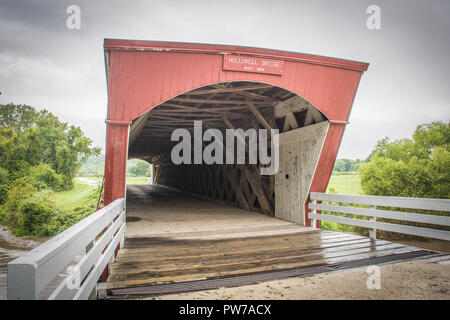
[125,159,152,185]
[127,81,329,225]
[103,39,369,224]
[111,80,338,287]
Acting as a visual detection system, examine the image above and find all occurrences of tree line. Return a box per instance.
[0,104,100,236]
[78,156,151,177]
[334,121,449,199]
[360,121,449,199]
[326,121,449,240]
[332,158,363,174]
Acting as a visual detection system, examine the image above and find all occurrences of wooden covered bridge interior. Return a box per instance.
[129,81,328,221]
[103,39,370,225]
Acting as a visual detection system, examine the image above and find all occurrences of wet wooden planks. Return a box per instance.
[105,185,433,293]
[107,250,431,298]
[107,228,428,289]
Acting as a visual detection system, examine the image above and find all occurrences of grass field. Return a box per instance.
[126,177,151,184]
[52,181,98,210]
[76,176,151,185]
[51,176,150,211]
[323,174,365,233]
[77,176,103,183]
[326,174,363,195]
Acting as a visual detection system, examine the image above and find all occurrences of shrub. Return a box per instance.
[0,179,101,237]
[15,191,64,236]
[0,167,9,203]
[0,179,37,228]
[26,163,65,191]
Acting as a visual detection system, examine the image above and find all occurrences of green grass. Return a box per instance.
[326,174,364,195]
[126,177,150,185]
[77,176,103,183]
[52,181,98,210]
[323,173,365,234]
[51,176,149,214]
[55,176,150,212]
[76,176,150,185]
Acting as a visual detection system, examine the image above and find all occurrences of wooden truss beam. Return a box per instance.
[186,84,274,95]
[247,103,273,131]
[171,97,272,105]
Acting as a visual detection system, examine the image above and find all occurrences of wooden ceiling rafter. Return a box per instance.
[129,82,324,161]
[185,83,273,96]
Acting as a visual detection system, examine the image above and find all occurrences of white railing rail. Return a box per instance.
[7,198,126,300]
[308,193,450,241]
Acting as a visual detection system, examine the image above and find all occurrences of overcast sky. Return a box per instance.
[0,0,449,159]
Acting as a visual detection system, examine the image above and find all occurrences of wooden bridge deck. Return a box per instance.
[105,185,433,296]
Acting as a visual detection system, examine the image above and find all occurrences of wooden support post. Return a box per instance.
[369,205,377,239]
[227,166,250,210]
[221,115,274,215]
[241,165,273,214]
[104,121,130,205]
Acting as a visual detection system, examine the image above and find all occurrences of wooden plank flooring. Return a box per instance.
[106,185,433,292]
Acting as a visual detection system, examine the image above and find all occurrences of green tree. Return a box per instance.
[0,104,101,191]
[0,104,102,236]
[127,160,150,177]
[78,155,105,176]
[0,104,38,132]
[0,167,9,203]
[333,158,362,173]
[360,121,449,199]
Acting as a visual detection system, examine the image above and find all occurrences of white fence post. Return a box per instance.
[369,205,377,239]
[308,193,450,241]
[7,198,126,300]
[7,263,38,300]
[120,207,126,249]
[311,199,317,229]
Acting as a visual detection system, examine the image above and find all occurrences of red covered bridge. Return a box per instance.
[103,39,368,225]
[7,40,449,300]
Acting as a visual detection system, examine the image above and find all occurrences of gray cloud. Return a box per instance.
[0,0,449,158]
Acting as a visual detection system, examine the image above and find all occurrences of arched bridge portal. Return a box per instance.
[103,39,369,226]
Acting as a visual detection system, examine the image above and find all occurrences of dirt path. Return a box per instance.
[151,257,449,300]
[76,177,101,186]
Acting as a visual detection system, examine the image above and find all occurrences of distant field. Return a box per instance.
[51,177,149,213]
[126,177,151,185]
[52,181,97,210]
[78,176,102,183]
[326,174,364,195]
[76,176,150,185]
[323,174,365,233]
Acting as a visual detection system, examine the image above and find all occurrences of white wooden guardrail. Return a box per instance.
[7,198,126,300]
[308,193,450,241]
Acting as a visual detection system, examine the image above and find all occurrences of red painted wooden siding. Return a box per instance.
[103,39,368,225]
